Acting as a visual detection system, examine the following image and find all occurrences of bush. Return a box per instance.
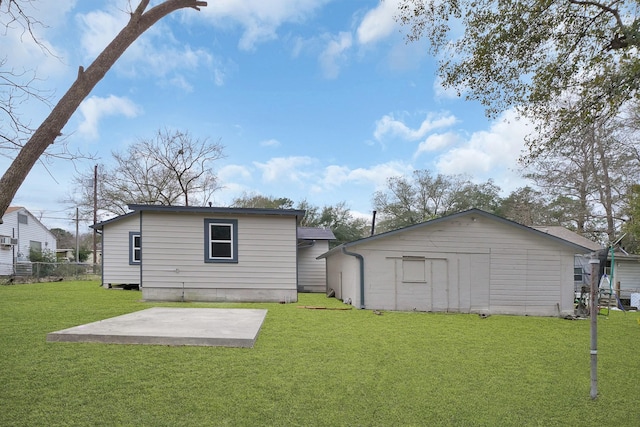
[28,248,57,277]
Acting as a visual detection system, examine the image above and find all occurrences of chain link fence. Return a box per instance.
[0,262,101,284]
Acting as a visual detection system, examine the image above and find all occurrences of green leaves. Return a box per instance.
[397,0,640,151]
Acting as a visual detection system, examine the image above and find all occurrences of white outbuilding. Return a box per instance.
[319,209,594,317]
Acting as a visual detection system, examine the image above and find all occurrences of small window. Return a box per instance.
[574,267,584,282]
[129,232,141,265]
[30,241,42,252]
[18,213,28,224]
[204,219,238,263]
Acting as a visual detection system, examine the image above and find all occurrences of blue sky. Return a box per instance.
[1,0,534,231]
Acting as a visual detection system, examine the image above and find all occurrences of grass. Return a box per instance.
[1,281,639,426]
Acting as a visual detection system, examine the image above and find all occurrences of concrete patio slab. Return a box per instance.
[46,307,268,348]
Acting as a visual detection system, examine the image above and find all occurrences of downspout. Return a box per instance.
[139,211,143,290]
[96,229,104,286]
[342,246,365,309]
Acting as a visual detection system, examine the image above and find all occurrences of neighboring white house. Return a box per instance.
[92,205,314,303]
[606,250,640,304]
[531,226,640,305]
[297,227,335,293]
[0,207,57,275]
[319,209,594,317]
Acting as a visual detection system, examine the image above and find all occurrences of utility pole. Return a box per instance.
[93,165,97,265]
[589,253,600,400]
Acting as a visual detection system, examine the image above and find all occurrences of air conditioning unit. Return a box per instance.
[0,237,12,246]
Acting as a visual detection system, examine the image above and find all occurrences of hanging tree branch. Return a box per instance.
[0,0,207,222]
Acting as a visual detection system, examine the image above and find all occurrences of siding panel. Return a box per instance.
[140,212,298,300]
[101,214,140,286]
[331,212,578,316]
[297,241,329,292]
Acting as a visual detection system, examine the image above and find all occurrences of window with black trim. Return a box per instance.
[129,232,141,265]
[204,219,238,263]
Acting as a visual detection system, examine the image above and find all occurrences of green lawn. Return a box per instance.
[1,281,639,426]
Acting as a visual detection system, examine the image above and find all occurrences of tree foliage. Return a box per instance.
[231,194,369,247]
[231,193,295,209]
[0,0,208,223]
[495,186,551,226]
[524,116,638,241]
[302,201,369,246]
[50,227,74,249]
[396,0,640,151]
[68,129,223,218]
[372,171,502,232]
[621,184,640,253]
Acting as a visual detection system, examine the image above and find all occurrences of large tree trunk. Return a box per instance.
[0,0,207,222]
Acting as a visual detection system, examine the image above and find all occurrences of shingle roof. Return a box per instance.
[297,227,336,240]
[531,226,602,251]
[127,204,305,218]
[5,206,23,214]
[92,205,307,230]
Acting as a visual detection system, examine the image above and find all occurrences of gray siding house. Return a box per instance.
[297,227,335,293]
[609,251,640,304]
[95,212,140,286]
[319,209,594,317]
[93,205,305,302]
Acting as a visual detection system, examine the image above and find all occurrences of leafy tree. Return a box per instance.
[72,247,91,263]
[524,117,637,241]
[50,228,74,249]
[301,201,369,246]
[448,179,502,213]
[68,129,223,218]
[497,186,550,226]
[231,195,368,247]
[372,170,501,232]
[396,0,640,152]
[231,193,294,209]
[620,184,640,253]
[0,0,208,223]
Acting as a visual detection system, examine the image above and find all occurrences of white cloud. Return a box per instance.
[435,109,531,193]
[0,0,76,79]
[219,164,252,182]
[319,32,353,79]
[77,9,128,59]
[260,139,281,148]
[202,0,331,51]
[321,161,411,190]
[76,95,141,139]
[374,112,458,142]
[253,156,316,183]
[433,75,466,100]
[356,0,400,45]
[414,132,461,158]
[168,75,194,92]
[77,6,220,88]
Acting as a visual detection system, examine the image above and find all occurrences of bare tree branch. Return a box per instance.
[0,0,208,222]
